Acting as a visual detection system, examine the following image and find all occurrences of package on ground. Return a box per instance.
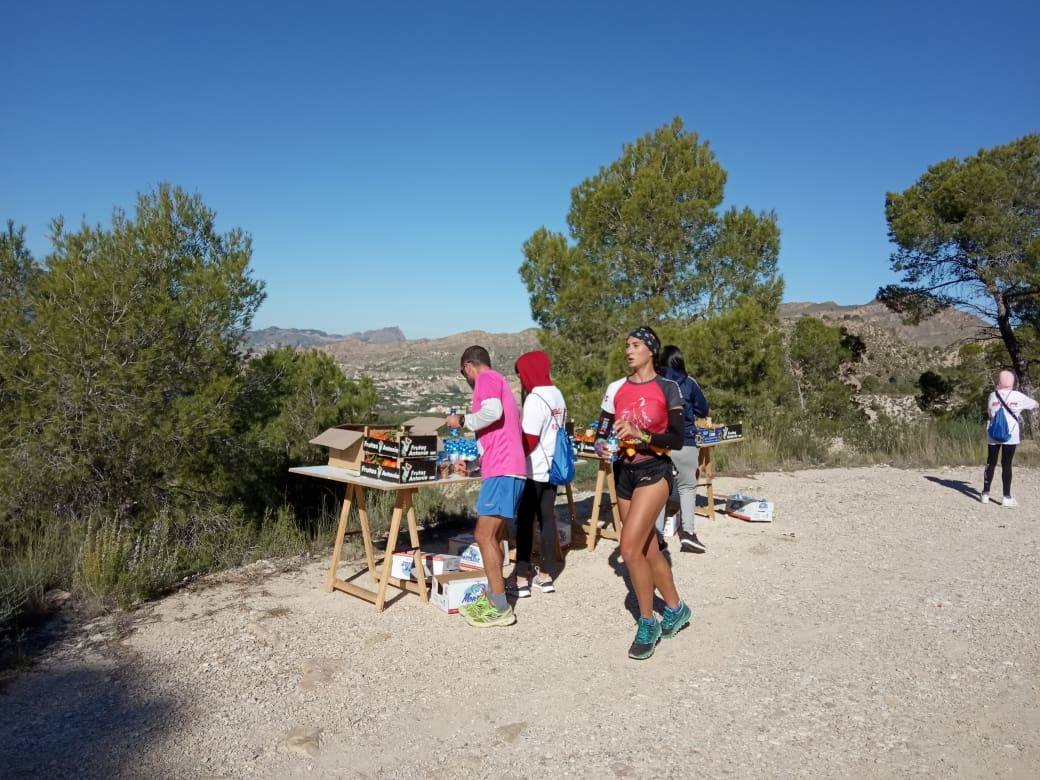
[556,519,572,549]
[430,570,489,614]
[362,417,441,459]
[662,513,679,537]
[359,454,438,484]
[390,551,419,580]
[391,551,462,580]
[694,421,744,447]
[422,553,461,577]
[448,534,509,572]
[726,493,774,522]
[309,423,399,471]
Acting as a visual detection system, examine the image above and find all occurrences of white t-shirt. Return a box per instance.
[522,385,567,482]
[987,389,1038,445]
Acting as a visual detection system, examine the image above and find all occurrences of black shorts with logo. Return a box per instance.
[612,456,676,501]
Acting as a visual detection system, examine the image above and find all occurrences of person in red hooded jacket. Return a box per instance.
[512,351,568,596]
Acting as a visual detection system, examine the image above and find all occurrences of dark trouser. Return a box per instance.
[516,480,559,575]
[983,443,1016,497]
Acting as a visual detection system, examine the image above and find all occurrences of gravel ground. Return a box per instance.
[1,465,1038,779]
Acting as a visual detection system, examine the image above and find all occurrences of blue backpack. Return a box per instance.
[987,392,1018,443]
[534,393,575,485]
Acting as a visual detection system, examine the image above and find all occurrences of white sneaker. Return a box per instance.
[980,493,990,504]
[1002,496,1018,508]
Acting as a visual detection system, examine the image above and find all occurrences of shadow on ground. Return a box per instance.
[0,660,184,777]
[923,475,980,502]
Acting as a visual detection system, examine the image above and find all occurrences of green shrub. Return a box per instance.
[77,513,178,610]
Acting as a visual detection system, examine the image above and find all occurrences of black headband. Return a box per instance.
[628,327,660,357]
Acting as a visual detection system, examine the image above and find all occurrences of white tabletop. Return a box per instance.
[289,465,480,491]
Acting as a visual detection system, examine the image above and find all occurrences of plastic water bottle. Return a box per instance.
[449,406,460,437]
[607,435,619,463]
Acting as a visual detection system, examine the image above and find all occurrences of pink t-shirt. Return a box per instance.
[471,369,526,478]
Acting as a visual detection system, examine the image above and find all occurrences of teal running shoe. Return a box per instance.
[660,601,692,639]
[628,617,662,660]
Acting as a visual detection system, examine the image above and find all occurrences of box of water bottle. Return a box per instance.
[429,571,489,614]
[447,534,509,573]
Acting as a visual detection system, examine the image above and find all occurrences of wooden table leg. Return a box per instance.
[404,490,428,604]
[355,487,378,583]
[696,447,716,521]
[374,492,406,612]
[586,463,606,550]
[325,484,356,592]
[606,467,622,537]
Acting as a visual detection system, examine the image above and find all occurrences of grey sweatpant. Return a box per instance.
[656,444,699,534]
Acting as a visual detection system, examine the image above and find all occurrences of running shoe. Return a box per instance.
[507,574,531,598]
[660,601,692,638]
[1002,496,1018,508]
[980,493,990,504]
[532,570,556,593]
[679,530,706,553]
[462,598,516,628]
[628,617,662,660]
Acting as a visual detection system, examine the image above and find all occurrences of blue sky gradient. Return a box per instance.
[4,1,1038,337]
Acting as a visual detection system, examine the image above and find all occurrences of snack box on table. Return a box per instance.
[362,418,440,459]
[430,570,489,614]
[694,421,743,447]
[448,534,509,573]
[390,552,462,580]
[310,416,443,471]
[359,454,438,484]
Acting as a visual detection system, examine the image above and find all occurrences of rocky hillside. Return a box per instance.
[778,300,991,349]
[324,329,541,414]
[247,326,406,351]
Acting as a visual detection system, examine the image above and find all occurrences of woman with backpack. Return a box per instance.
[512,350,568,596]
[982,369,1037,507]
[656,345,710,553]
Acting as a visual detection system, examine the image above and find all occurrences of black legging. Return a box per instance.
[516,480,559,574]
[983,443,1017,497]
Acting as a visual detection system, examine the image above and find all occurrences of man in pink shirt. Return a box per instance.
[445,345,526,627]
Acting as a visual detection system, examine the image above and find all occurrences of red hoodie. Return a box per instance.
[514,351,554,456]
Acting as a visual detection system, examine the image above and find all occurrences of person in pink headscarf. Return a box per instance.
[982,370,1038,507]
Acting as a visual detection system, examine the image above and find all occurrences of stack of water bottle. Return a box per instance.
[591,418,620,462]
[438,406,480,478]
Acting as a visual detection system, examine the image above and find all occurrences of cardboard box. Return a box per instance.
[694,422,744,447]
[391,551,418,580]
[362,416,441,459]
[422,553,461,577]
[662,513,679,537]
[430,570,489,614]
[390,552,462,580]
[447,534,509,573]
[726,494,773,522]
[360,457,438,484]
[310,423,397,471]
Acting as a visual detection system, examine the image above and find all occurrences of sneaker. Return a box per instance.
[628,617,662,660]
[679,530,706,553]
[532,570,555,593]
[1002,496,1018,508]
[660,601,692,638]
[980,493,990,504]
[508,574,531,598]
[461,596,516,628]
[458,593,487,618]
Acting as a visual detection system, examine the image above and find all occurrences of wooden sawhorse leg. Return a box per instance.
[695,446,716,521]
[326,487,429,612]
[584,459,622,550]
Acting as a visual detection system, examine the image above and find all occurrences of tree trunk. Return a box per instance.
[995,295,1037,437]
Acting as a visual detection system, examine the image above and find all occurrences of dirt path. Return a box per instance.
[2,465,1038,779]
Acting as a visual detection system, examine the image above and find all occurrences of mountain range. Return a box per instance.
[248,301,990,414]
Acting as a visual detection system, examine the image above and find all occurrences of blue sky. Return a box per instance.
[4,1,1038,338]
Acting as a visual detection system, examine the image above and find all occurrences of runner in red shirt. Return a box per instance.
[595,326,692,660]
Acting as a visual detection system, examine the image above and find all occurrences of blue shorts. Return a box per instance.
[476,477,525,520]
